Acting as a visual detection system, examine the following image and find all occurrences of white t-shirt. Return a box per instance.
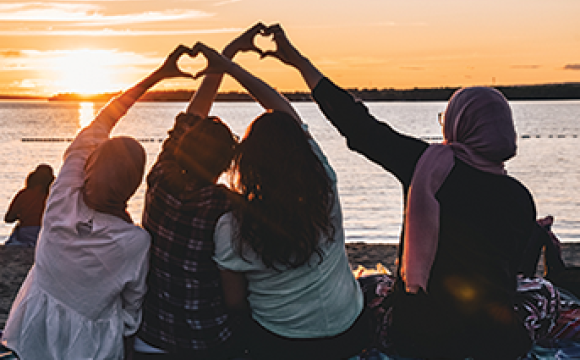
[213,124,363,339]
[1,98,151,360]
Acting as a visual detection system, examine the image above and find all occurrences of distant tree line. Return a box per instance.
[38,82,580,102]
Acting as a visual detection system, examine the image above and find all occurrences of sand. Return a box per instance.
[1,242,579,328]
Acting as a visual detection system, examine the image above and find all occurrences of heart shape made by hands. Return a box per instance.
[255,32,277,56]
[177,47,207,78]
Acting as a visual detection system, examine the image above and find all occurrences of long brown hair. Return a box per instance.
[231,111,334,269]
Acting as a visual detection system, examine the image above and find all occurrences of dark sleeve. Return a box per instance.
[312,78,428,187]
[147,113,203,186]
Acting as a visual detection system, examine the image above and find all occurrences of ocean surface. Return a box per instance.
[0,99,579,244]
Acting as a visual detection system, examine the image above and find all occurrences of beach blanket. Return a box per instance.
[350,272,575,360]
[2,277,580,360]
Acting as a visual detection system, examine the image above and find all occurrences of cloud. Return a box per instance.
[0,50,23,57]
[0,27,241,36]
[0,2,213,25]
[400,66,425,71]
[510,65,541,69]
[563,64,580,70]
[369,21,428,27]
[214,0,242,6]
[14,79,38,89]
[0,48,160,72]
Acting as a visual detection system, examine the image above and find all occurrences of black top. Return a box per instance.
[313,78,536,359]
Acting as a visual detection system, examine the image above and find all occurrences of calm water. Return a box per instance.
[0,99,579,244]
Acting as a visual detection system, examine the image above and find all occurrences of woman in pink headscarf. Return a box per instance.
[1,45,195,360]
[262,24,558,359]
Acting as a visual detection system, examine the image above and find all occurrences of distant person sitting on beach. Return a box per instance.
[0,46,195,360]
[262,24,557,359]
[185,42,371,360]
[4,164,54,247]
[134,25,260,360]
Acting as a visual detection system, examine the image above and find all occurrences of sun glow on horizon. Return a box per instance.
[49,49,131,95]
[78,102,95,128]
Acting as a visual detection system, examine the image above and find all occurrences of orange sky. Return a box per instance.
[0,0,579,96]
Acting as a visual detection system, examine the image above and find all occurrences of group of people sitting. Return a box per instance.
[0,23,566,359]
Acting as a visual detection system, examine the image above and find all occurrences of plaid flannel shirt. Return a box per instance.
[138,113,235,357]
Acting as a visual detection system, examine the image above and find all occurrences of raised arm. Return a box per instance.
[192,42,301,122]
[69,44,195,153]
[186,23,266,117]
[117,45,195,112]
[262,24,428,187]
[262,24,323,91]
[59,45,195,188]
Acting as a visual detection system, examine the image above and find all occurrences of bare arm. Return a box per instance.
[219,269,250,313]
[186,23,266,118]
[59,45,196,188]
[192,42,301,123]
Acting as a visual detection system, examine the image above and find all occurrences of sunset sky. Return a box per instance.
[0,0,579,96]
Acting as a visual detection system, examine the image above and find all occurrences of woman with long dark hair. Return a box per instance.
[231,110,334,269]
[191,42,371,360]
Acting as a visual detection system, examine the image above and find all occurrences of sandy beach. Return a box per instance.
[1,242,579,328]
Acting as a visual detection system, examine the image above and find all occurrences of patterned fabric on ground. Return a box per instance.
[355,274,561,359]
[545,287,580,343]
[515,276,561,342]
[356,274,396,355]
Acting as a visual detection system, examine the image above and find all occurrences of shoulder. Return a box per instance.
[445,160,536,216]
[213,212,260,271]
[113,224,151,261]
[9,188,28,203]
[125,225,152,246]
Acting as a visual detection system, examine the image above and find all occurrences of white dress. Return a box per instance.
[1,98,151,360]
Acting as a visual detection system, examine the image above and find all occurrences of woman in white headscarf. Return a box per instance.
[1,45,195,360]
[262,24,558,359]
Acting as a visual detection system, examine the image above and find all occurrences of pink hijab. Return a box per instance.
[401,87,516,293]
[82,136,146,223]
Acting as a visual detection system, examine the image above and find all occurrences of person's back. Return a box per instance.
[214,179,361,340]
[138,113,240,359]
[389,159,535,359]
[0,46,197,359]
[213,112,369,360]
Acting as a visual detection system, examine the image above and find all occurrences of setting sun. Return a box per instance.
[49,49,130,95]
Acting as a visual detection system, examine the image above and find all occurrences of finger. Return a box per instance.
[190,42,209,56]
[247,45,264,57]
[263,24,282,36]
[193,69,206,80]
[179,70,195,80]
[249,22,266,34]
[261,50,279,60]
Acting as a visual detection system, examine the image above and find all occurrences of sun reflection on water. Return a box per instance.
[78,102,95,129]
